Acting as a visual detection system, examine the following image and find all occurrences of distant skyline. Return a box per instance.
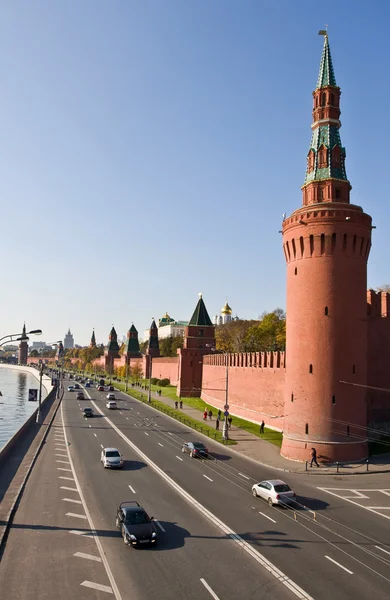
[1,1,389,345]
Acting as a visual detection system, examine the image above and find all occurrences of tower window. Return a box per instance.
[198,329,204,337]
[330,93,334,105]
[352,364,356,374]
[332,233,336,253]
[335,188,341,199]
[321,92,326,106]
[300,236,304,257]
[291,393,294,402]
[292,238,296,258]
[332,395,336,405]
[325,306,329,316]
[305,423,309,435]
[310,234,314,256]
[294,267,297,275]
[321,233,325,255]
[347,425,350,436]
[286,242,291,260]
[343,233,347,251]
[360,237,365,255]
[309,364,313,374]
[353,235,357,253]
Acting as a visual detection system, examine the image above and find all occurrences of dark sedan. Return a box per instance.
[116,501,157,547]
[181,441,209,459]
[83,407,94,418]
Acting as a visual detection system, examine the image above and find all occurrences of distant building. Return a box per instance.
[64,328,74,349]
[213,301,239,326]
[18,324,29,365]
[31,341,47,350]
[144,312,188,341]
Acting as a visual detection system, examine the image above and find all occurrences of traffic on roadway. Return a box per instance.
[1,374,390,600]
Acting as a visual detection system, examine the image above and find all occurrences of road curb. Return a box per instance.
[0,388,63,554]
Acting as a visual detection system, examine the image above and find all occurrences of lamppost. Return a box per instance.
[206,345,229,440]
[36,340,61,423]
[125,359,131,392]
[0,328,42,348]
[148,356,152,403]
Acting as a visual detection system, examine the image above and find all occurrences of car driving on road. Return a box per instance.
[67,385,74,392]
[252,479,296,506]
[106,400,117,409]
[82,407,94,418]
[181,441,209,459]
[76,392,84,400]
[97,385,104,391]
[115,501,157,547]
[101,447,124,468]
[106,392,116,400]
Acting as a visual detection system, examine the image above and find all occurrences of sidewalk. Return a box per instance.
[128,385,390,476]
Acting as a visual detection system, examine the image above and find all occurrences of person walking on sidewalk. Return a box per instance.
[260,420,265,434]
[310,447,319,468]
[203,409,208,421]
[228,416,233,429]
[215,417,220,431]
[208,409,213,420]
[217,409,222,420]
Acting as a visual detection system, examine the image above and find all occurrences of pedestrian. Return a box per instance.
[260,420,265,434]
[217,409,222,420]
[175,400,178,409]
[203,409,208,421]
[216,417,220,431]
[179,400,183,409]
[228,416,233,429]
[310,447,319,468]
[208,409,213,420]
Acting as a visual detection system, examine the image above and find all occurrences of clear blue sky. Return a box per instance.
[1,1,389,345]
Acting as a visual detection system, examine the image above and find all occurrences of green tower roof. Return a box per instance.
[317,35,337,89]
[189,294,213,327]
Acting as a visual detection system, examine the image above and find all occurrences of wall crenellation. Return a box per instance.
[367,290,390,318]
[203,351,285,369]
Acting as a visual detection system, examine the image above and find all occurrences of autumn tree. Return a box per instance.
[159,335,184,357]
[131,362,143,382]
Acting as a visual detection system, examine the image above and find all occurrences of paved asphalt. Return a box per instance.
[1,379,390,600]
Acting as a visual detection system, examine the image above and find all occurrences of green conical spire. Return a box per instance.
[189,294,213,327]
[317,34,336,89]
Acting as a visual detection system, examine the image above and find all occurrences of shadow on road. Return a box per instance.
[294,496,329,511]
[121,460,148,471]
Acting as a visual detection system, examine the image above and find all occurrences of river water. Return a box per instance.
[0,367,41,449]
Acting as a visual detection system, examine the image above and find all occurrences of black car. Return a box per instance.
[109,385,115,392]
[76,392,84,400]
[116,501,157,547]
[181,441,209,459]
[83,407,94,418]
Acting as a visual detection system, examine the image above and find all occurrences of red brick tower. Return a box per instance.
[177,294,215,397]
[18,323,28,365]
[90,329,96,348]
[105,326,120,375]
[124,324,141,364]
[281,33,373,463]
[144,320,160,379]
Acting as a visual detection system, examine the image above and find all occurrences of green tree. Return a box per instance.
[29,349,39,357]
[131,362,143,382]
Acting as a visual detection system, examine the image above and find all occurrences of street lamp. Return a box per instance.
[206,345,229,441]
[148,356,153,403]
[0,329,42,347]
[36,340,61,423]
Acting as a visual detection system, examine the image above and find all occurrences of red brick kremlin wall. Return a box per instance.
[201,351,285,431]
[150,357,179,386]
[367,290,390,422]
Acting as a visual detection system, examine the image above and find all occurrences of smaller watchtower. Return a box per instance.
[125,324,141,364]
[90,329,96,348]
[177,294,215,397]
[105,326,120,375]
[18,323,28,365]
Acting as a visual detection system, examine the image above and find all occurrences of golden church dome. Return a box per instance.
[221,302,232,315]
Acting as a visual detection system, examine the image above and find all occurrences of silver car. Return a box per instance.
[252,479,296,506]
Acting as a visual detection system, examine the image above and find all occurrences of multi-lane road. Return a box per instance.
[1,380,390,599]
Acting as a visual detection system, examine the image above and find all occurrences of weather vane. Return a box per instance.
[318,25,328,36]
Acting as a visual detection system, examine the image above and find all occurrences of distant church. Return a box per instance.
[213,301,239,325]
[64,328,74,349]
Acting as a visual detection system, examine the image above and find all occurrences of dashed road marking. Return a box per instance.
[81,581,113,594]
[375,545,390,556]
[100,444,104,448]
[155,520,165,532]
[59,476,74,481]
[67,513,88,520]
[61,486,78,492]
[69,530,94,539]
[203,475,213,482]
[55,454,68,458]
[158,443,163,447]
[325,555,353,575]
[63,497,82,504]
[318,487,390,521]
[94,433,97,437]
[168,432,173,436]
[57,467,72,472]
[259,511,276,523]
[145,432,149,436]
[126,417,129,420]
[239,472,250,480]
[74,552,102,562]
[200,578,221,600]
[56,460,70,464]
[128,485,136,494]
[176,456,183,461]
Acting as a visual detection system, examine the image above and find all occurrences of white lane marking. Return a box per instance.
[375,545,390,556]
[259,512,277,523]
[128,485,136,494]
[56,460,70,464]
[63,498,82,504]
[59,476,74,481]
[55,454,68,458]
[379,490,390,497]
[239,472,250,480]
[168,432,173,436]
[366,507,390,510]
[203,474,213,482]
[89,425,92,428]
[158,443,163,447]
[176,456,183,461]
[61,402,122,600]
[57,468,72,472]
[94,433,97,437]
[145,432,149,436]
[120,412,123,415]
[200,578,221,600]
[318,488,390,521]
[100,444,104,448]
[126,417,129,420]
[55,443,66,447]
[137,411,140,414]
[81,581,113,594]
[66,513,88,520]
[89,400,314,600]
[69,530,94,539]
[155,520,165,532]
[61,486,78,491]
[325,555,353,575]
[74,552,102,562]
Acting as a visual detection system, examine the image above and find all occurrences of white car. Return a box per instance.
[252,479,296,506]
[106,400,117,409]
[67,385,74,392]
[101,447,124,469]
[106,393,116,400]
